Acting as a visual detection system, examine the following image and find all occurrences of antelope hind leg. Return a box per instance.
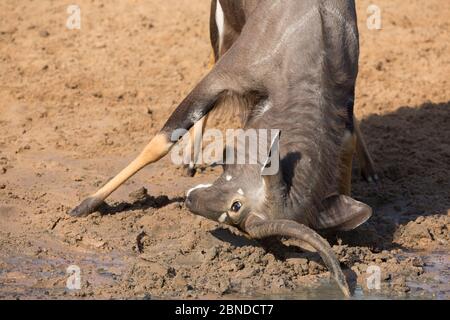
[338,130,357,196]
[354,117,379,182]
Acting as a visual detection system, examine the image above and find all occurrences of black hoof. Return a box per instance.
[182,165,197,178]
[366,173,380,183]
[68,197,104,217]
[363,172,383,193]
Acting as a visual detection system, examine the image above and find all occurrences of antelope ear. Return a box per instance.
[314,195,372,231]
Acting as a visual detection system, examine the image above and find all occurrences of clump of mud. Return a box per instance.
[394,215,449,249]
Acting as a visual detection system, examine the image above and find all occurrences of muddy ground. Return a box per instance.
[0,0,449,299]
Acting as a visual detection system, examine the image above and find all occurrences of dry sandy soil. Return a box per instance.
[0,0,449,299]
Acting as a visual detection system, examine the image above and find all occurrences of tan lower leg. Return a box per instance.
[338,131,357,196]
[208,52,216,70]
[354,117,376,180]
[93,133,173,200]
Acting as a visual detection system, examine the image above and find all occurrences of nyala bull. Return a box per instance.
[70,0,378,296]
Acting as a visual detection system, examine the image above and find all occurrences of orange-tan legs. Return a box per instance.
[338,116,378,196]
[69,134,173,217]
[208,51,216,69]
[338,130,357,196]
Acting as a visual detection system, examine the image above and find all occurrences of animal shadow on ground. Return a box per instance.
[337,101,450,250]
[97,194,184,215]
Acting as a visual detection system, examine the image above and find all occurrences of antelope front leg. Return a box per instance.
[69,57,244,217]
[183,114,209,177]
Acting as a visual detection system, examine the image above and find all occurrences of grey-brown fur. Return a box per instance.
[186,0,362,225]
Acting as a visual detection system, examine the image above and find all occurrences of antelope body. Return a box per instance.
[70,0,377,296]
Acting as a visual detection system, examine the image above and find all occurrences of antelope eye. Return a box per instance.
[231,201,242,212]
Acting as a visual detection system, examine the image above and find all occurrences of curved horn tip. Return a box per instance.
[244,218,352,297]
[338,279,352,297]
[327,255,352,297]
[326,256,352,297]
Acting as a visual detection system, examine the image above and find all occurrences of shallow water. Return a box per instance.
[233,251,449,300]
[0,250,448,300]
[405,252,449,300]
